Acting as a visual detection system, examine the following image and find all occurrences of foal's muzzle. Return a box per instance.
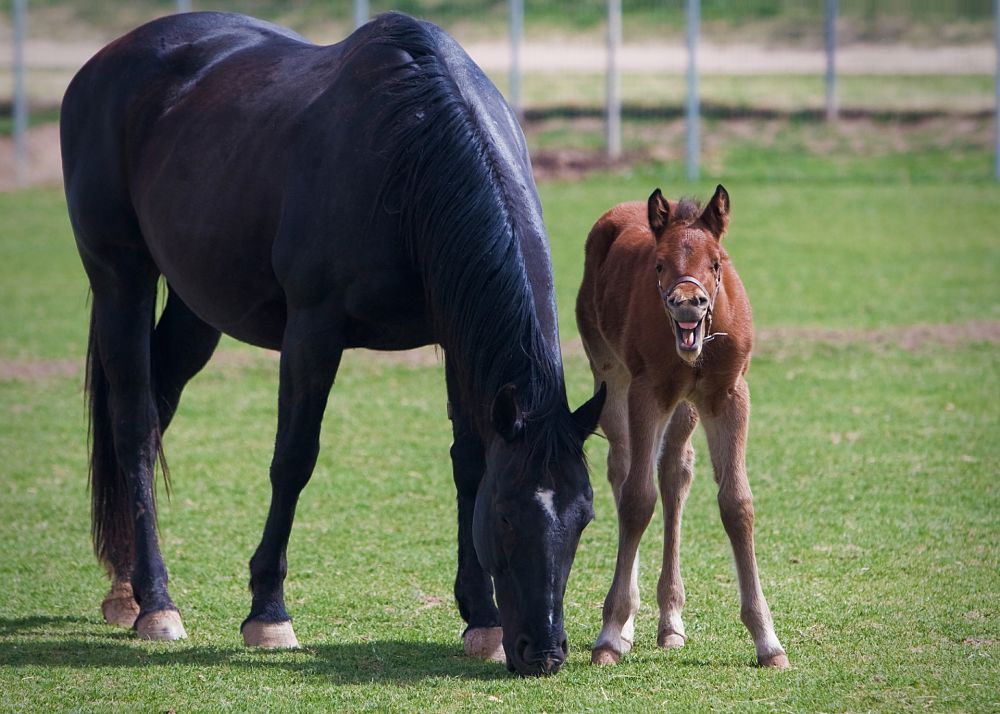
[660,276,712,362]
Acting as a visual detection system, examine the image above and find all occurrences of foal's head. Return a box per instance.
[649,184,731,364]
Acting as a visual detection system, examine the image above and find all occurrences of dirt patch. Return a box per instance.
[0,123,63,191]
[6,321,997,384]
[0,357,78,383]
[757,321,1000,352]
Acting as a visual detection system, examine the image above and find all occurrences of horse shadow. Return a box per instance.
[0,615,508,684]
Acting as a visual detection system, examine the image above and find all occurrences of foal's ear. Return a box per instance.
[647,188,671,237]
[572,382,607,438]
[491,383,524,442]
[701,184,731,239]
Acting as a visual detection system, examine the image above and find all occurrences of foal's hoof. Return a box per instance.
[101,581,139,628]
[242,620,299,649]
[657,631,686,649]
[758,651,790,669]
[591,646,622,666]
[463,627,505,662]
[135,610,187,641]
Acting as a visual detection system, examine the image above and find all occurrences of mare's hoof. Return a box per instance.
[758,651,790,669]
[463,627,505,662]
[242,620,299,649]
[101,581,139,628]
[657,631,686,649]
[135,610,187,641]
[591,646,622,665]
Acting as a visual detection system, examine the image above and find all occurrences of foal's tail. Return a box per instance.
[85,301,168,576]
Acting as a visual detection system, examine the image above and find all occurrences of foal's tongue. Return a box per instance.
[678,322,698,330]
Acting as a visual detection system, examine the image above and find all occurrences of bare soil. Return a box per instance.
[4,321,998,384]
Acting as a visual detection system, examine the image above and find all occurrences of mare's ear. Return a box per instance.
[701,184,731,239]
[647,188,670,237]
[572,382,607,438]
[491,384,524,442]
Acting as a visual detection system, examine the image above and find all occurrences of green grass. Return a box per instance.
[1,143,998,709]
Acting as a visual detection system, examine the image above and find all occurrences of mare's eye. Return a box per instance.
[712,260,720,272]
[655,264,663,274]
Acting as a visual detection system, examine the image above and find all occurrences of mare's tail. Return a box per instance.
[85,301,168,576]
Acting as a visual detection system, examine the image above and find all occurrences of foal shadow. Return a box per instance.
[0,615,508,684]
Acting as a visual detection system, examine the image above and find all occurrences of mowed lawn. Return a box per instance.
[1,160,998,711]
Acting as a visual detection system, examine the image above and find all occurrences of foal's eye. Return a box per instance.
[655,264,663,274]
[712,260,720,272]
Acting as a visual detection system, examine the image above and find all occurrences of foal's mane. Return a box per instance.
[369,14,578,452]
[670,197,703,225]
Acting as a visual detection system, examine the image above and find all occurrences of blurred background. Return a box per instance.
[0,0,996,189]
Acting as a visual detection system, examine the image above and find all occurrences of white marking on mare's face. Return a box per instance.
[535,488,557,522]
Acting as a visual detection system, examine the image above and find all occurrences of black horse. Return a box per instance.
[61,12,605,676]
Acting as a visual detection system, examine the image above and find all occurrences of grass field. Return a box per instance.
[1,140,998,711]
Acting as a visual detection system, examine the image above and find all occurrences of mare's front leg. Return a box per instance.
[446,363,503,662]
[242,310,343,648]
[656,401,699,650]
[593,381,665,665]
[700,377,789,668]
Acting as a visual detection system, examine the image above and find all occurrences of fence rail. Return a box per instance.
[4,0,997,186]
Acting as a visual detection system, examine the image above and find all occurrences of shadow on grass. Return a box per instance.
[0,615,509,684]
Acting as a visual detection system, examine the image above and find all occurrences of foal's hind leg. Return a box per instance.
[446,362,503,662]
[656,401,699,650]
[593,380,665,665]
[699,377,788,668]
[102,288,221,628]
[242,309,343,649]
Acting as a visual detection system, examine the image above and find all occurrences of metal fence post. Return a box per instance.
[354,0,369,30]
[509,0,523,119]
[12,0,28,187]
[825,0,838,122]
[685,0,700,181]
[606,0,622,160]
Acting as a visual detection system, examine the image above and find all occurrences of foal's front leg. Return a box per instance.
[700,377,789,668]
[593,385,665,664]
[656,401,699,649]
[242,312,343,648]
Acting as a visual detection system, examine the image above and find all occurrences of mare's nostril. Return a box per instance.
[515,634,531,663]
[560,637,569,656]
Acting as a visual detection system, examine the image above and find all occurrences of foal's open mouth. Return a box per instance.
[673,318,705,359]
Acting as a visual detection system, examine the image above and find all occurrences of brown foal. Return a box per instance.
[576,185,788,669]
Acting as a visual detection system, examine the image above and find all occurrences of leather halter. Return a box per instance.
[657,269,728,344]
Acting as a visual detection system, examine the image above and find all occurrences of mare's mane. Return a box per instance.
[369,14,580,458]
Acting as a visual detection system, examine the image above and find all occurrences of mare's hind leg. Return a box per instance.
[655,401,699,649]
[592,378,665,665]
[445,362,503,662]
[151,286,222,432]
[89,262,187,640]
[242,308,343,648]
[699,377,788,668]
[102,287,221,628]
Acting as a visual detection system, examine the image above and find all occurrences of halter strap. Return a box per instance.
[657,269,728,344]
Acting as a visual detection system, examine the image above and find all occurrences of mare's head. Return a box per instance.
[473,383,606,676]
[648,184,731,364]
